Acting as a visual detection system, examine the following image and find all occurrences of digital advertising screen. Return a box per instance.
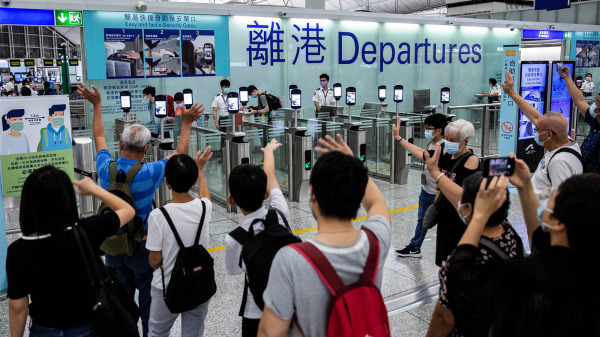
[518,62,548,140]
[550,61,575,130]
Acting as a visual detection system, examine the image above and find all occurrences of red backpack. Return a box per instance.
[290,228,391,337]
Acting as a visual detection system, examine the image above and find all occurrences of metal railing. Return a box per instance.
[447,103,500,159]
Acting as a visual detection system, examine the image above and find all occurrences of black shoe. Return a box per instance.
[396,245,422,258]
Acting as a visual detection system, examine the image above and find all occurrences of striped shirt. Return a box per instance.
[96,149,167,229]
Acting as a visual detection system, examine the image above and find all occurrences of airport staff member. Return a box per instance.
[481,78,501,103]
[582,73,595,97]
[212,79,230,132]
[4,78,15,95]
[313,73,335,117]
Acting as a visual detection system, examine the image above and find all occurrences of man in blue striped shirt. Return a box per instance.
[78,83,205,337]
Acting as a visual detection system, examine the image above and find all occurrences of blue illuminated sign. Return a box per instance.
[522,29,565,40]
[0,8,55,26]
[535,0,570,10]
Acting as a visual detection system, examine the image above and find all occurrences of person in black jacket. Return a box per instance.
[443,153,600,337]
[7,166,135,337]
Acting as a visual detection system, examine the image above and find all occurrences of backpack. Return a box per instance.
[290,228,390,337]
[99,162,147,257]
[263,93,282,112]
[229,208,300,312]
[165,94,175,117]
[581,127,600,173]
[158,202,217,314]
[546,147,590,185]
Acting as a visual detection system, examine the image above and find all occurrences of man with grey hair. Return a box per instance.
[503,70,583,197]
[78,83,204,337]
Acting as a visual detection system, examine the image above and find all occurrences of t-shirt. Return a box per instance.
[146,198,212,290]
[531,142,583,196]
[211,93,229,117]
[256,93,269,111]
[96,149,168,229]
[224,188,290,319]
[582,106,600,173]
[5,82,14,91]
[436,151,480,266]
[262,216,391,337]
[6,212,120,329]
[422,141,445,195]
[1,133,30,155]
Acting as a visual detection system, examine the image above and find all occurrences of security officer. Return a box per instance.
[582,73,596,97]
[212,79,230,132]
[312,73,335,117]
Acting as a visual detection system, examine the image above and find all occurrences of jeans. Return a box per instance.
[149,287,210,337]
[30,324,96,337]
[105,240,153,337]
[409,188,437,249]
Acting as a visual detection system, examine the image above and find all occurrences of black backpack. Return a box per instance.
[229,208,300,312]
[263,93,283,112]
[158,201,217,314]
[546,147,590,185]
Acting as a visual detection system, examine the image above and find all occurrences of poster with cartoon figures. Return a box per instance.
[0,96,74,197]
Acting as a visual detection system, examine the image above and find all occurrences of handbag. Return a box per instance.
[72,223,141,337]
[422,152,474,230]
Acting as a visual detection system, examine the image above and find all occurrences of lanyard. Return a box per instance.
[322,88,330,102]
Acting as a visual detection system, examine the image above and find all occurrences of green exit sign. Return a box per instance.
[360,155,365,162]
[564,31,572,39]
[55,10,83,26]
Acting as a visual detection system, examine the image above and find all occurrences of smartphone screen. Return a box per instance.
[556,62,563,73]
[441,90,450,103]
[184,93,193,105]
[228,97,239,112]
[334,86,342,98]
[205,48,213,59]
[378,88,386,99]
[291,94,301,108]
[394,89,403,102]
[347,91,356,105]
[120,95,131,109]
[154,67,166,72]
[485,157,514,177]
[155,101,167,117]
[240,90,248,103]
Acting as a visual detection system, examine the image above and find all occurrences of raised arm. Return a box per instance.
[73,177,135,227]
[559,67,591,117]
[392,116,426,160]
[507,153,540,247]
[175,102,205,155]
[502,70,542,125]
[77,84,107,152]
[195,146,213,200]
[316,134,390,222]
[262,139,283,191]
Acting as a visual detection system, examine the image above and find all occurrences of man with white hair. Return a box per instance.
[503,70,583,197]
[78,83,204,337]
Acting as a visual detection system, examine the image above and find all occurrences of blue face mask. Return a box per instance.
[589,103,597,118]
[457,202,469,225]
[424,129,435,140]
[537,199,554,232]
[251,94,258,98]
[534,131,548,147]
[445,141,462,155]
[223,88,230,94]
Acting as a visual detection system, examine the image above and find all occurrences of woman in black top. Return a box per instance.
[7,166,135,337]
[425,173,524,337]
[444,154,600,337]
[424,119,480,266]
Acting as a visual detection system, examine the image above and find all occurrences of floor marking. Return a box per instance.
[207,204,418,253]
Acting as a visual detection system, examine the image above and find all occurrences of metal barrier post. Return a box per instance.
[73,137,99,216]
[389,119,413,185]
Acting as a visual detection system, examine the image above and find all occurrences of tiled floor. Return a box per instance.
[0,170,528,336]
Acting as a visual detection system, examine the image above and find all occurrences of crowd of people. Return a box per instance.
[5,65,600,337]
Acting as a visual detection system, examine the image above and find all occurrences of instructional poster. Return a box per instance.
[518,63,548,140]
[0,96,74,197]
[85,11,230,80]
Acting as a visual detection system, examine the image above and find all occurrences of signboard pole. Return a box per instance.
[498,45,520,156]
[60,46,71,95]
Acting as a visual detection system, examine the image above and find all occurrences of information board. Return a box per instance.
[498,45,520,156]
[550,60,575,129]
[517,61,549,170]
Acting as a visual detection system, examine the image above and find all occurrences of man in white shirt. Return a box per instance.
[312,73,335,117]
[212,79,230,132]
[581,73,596,97]
[502,70,583,196]
[224,139,289,337]
[147,148,213,337]
[4,78,15,95]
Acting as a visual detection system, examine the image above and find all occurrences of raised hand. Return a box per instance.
[392,116,401,141]
[315,134,353,156]
[424,144,442,176]
[73,177,101,196]
[501,70,516,96]
[182,103,205,125]
[261,139,283,153]
[473,176,509,220]
[77,83,102,106]
[195,146,212,170]
[507,153,532,190]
